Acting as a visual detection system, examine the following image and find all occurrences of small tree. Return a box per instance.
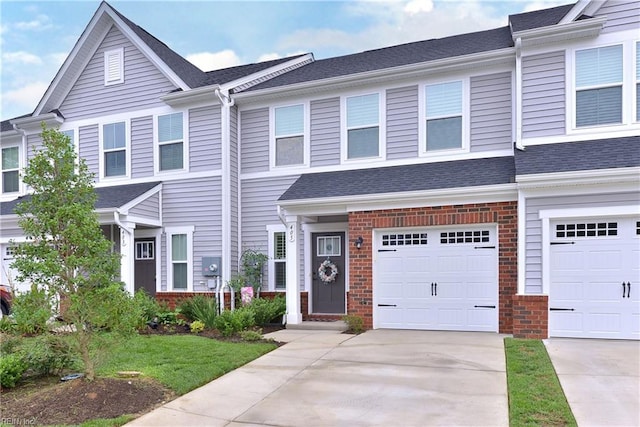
[11,125,140,380]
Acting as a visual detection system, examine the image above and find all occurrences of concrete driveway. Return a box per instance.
[128,329,508,426]
[544,338,640,427]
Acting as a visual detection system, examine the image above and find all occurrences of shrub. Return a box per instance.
[11,287,54,335]
[133,290,162,325]
[0,353,27,388]
[0,333,23,355]
[239,329,263,341]
[249,296,286,326]
[180,295,218,329]
[0,317,16,334]
[20,334,79,376]
[190,320,205,334]
[342,315,364,334]
[214,308,255,337]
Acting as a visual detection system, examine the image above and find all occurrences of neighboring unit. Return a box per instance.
[1,0,638,339]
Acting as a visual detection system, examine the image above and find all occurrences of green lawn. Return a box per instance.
[98,334,277,395]
[504,338,577,426]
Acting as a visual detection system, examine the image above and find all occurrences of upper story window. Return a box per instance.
[274,104,305,167]
[425,81,463,151]
[1,146,19,193]
[102,122,127,177]
[104,48,124,85]
[158,112,184,172]
[345,93,380,159]
[575,45,622,127]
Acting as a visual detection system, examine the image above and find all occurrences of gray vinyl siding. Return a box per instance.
[131,116,153,178]
[470,72,513,152]
[189,106,222,172]
[310,97,341,167]
[79,125,99,179]
[1,224,22,238]
[60,26,177,121]
[241,175,305,290]
[26,134,43,160]
[386,86,419,160]
[240,108,269,173]
[524,191,640,294]
[160,177,222,292]
[521,51,565,139]
[597,0,640,33]
[230,106,239,274]
[128,193,160,221]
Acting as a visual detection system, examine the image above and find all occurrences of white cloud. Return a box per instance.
[522,1,569,13]
[2,51,42,65]
[48,52,69,68]
[14,14,52,31]
[186,50,242,71]
[2,81,49,115]
[257,53,282,62]
[404,0,434,15]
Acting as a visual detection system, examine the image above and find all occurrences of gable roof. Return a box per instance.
[509,3,576,32]
[0,181,161,216]
[279,157,515,202]
[515,137,640,176]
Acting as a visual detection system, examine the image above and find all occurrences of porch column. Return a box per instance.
[118,222,136,295]
[285,215,302,324]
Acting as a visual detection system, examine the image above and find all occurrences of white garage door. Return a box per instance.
[549,217,640,340]
[1,244,29,293]
[374,227,498,332]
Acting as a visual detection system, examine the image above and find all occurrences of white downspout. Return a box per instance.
[514,37,525,151]
[215,89,235,286]
[114,211,135,294]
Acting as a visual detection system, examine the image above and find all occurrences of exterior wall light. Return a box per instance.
[355,236,364,249]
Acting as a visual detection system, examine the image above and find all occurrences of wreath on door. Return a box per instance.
[318,259,338,284]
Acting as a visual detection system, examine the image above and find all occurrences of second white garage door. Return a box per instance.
[374,226,498,332]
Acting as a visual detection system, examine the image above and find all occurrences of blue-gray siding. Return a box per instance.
[60,25,177,120]
[524,191,640,294]
[240,107,269,173]
[521,51,565,139]
[128,192,160,221]
[386,86,418,160]
[79,125,99,179]
[470,72,513,152]
[131,116,153,178]
[189,106,222,172]
[598,0,640,33]
[160,177,222,292]
[310,97,341,167]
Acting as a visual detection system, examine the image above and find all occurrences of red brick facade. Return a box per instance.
[348,201,518,333]
[512,295,549,339]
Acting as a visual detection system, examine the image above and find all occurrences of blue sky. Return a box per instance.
[0,0,567,121]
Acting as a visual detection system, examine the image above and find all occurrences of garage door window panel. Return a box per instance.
[555,222,617,238]
[381,233,428,247]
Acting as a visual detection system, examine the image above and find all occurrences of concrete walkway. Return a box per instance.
[127,329,508,426]
[545,338,640,427]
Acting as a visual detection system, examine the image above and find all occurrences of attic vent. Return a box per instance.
[104,48,124,85]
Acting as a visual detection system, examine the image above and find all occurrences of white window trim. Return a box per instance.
[165,225,194,291]
[104,48,124,86]
[635,40,640,124]
[267,224,287,291]
[340,91,386,163]
[418,78,470,157]
[154,111,189,175]
[98,120,131,181]
[1,144,21,194]
[269,103,310,170]
[565,35,640,135]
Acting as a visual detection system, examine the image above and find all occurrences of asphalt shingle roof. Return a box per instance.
[0,181,161,216]
[514,136,640,175]
[279,157,515,201]
[508,3,575,32]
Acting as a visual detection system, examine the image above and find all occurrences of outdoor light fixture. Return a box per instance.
[355,236,364,249]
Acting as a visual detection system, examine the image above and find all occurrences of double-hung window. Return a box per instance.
[346,93,380,159]
[102,122,127,177]
[274,105,305,167]
[425,81,463,151]
[158,112,184,171]
[575,45,623,127]
[636,41,640,122]
[166,226,193,291]
[273,232,287,290]
[1,146,19,193]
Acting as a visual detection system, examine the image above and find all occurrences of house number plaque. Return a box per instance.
[288,223,296,242]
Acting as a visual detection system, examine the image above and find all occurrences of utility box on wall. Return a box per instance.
[202,256,222,277]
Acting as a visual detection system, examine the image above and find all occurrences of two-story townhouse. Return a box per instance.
[1,0,638,339]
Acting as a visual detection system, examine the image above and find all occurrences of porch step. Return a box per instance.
[287,320,348,332]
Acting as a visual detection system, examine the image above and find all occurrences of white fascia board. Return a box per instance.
[160,85,221,107]
[559,0,606,24]
[513,17,605,48]
[516,167,640,189]
[118,183,163,214]
[11,113,64,134]
[278,184,517,216]
[220,54,315,93]
[233,48,514,104]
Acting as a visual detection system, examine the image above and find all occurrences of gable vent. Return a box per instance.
[104,48,124,85]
